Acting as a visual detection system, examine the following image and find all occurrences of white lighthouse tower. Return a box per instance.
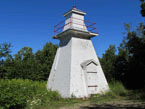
[47,6,109,98]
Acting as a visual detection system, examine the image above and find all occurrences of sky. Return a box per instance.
[0,0,144,58]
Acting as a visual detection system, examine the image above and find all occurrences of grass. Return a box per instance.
[0,79,88,109]
[90,81,132,104]
[30,80,134,108]
[1,79,144,109]
[90,81,145,106]
[37,98,87,109]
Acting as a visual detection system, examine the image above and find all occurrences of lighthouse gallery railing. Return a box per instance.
[54,17,98,36]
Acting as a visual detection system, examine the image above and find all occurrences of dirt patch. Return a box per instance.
[81,100,145,109]
[59,100,145,109]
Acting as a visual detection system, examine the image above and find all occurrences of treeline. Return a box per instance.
[100,23,145,89]
[0,42,57,81]
[100,0,145,89]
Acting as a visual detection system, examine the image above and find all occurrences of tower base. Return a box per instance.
[47,36,109,98]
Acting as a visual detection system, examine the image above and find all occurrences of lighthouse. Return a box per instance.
[47,6,109,98]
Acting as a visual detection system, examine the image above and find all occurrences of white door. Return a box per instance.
[86,63,98,95]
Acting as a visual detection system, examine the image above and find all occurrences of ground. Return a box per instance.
[59,100,145,109]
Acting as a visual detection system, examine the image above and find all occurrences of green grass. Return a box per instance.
[37,98,87,109]
[0,79,87,109]
[0,79,144,109]
[90,81,132,103]
[0,79,61,109]
[25,80,133,108]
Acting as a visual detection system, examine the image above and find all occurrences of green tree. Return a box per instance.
[0,47,35,79]
[35,42,58,80]
[0,42,58,80]
[0,43,12,78]
[0,43,11,64]
[140,0,145,36]
[99,45,117,82]
[136,23,145,38]
[140,0,145,17]
[114,40,129,83]
[14,47,37,79]
[115,23,145,89]
[126,32,145,89]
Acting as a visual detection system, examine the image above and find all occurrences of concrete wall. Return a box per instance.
[47,35,72,98]
[70,37,109,97]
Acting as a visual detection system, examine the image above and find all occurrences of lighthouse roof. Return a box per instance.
[64,6,86,17]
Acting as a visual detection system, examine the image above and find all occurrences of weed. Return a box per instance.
[90,81,131,103]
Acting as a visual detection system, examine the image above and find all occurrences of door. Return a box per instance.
[86,62,98,95]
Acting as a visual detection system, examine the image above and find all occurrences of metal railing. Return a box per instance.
[54,17,98,36]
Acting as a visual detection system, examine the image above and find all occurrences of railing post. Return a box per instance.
[61,21,62,32]
[94,23,97,34]
[54,26,55,36]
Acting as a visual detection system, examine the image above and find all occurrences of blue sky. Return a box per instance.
[0,0,144,58]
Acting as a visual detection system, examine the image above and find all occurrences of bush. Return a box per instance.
[0,79,61,109]
[90,81,130,102]
[109,81,129,96]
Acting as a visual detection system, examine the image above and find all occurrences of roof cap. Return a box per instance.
[64,6,86,17]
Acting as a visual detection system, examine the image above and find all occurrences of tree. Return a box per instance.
[0,43,11,64]
[14,47,37,79]
[99,45,117,82]
[115,23,145,89]
[136,23,145,38]
[0,42,58,81]
[126,32,145,89]
[140,0,145,17]
[140,0,145,36]
[35,42,58,80]
[114,39,129,83]
[0,43,12,78]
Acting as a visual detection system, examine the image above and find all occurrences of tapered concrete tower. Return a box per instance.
[47,6,109,98]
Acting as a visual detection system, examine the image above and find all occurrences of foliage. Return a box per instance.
[136,23,145,38]
[35,42,58,80]
[140,0,145,17]
[90,81,130,103]
[0,43,11,65]
[114,23,145,89]
[0,79,85,109]
[0,42,58,81]
[99,45,117,82]
[0,79,61,109]
[114,36,129,82]
[0,79,144,109]
[99,22,145,89]
[109,81,130,96]
[140,0,145,37]
[125,32,145,89]
[0,43,11,59]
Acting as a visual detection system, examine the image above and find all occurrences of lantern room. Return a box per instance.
[53,6,98,39]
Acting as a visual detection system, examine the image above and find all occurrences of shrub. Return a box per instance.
[90,81,130,102]
[0,79,61,109]
[109,81,129,96]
